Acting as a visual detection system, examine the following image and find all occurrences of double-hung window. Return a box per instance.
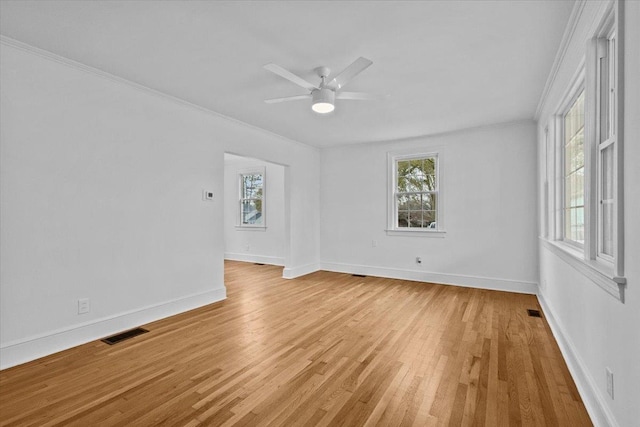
[239,170,265,227]
[545,1,625,300]
[388,153,443,235]
[562,90,585,246]
[595,24,617,261]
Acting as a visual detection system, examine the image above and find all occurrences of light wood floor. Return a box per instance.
[0,261,591,426]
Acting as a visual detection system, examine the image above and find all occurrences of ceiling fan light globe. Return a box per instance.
[311,88,335,114]
[312,102,335,114]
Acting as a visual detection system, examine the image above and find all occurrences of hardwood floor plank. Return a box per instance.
[0,261,592,426]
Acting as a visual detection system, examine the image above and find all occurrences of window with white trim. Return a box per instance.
[239,170,265,227]
[544,2,625,299]
[595,23,617,261]
[562,89,585,246]
[389,153,442,232]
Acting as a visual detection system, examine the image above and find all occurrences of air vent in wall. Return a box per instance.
[101,327,149,345]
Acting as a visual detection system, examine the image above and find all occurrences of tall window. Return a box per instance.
[544,1,625,299]
[239,171,264,227]
[563,91,585,245]
[596,29,616,260]
[392,155,439,230]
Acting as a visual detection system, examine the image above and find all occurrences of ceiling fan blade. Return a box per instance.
[336,91,379,101]
[264,63,318,91]
[264,94,311,104]
[328,57,373,90]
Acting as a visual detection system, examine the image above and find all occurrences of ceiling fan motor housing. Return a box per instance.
[311,88,335,113]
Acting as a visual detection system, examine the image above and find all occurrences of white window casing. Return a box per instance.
[237,167,266,230]
[543,0,625,301]
[387,150,445,237]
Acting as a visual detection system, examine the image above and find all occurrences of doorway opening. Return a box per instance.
[223,153,290,277]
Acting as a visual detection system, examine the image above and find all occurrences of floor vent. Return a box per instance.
[101,327,149,345]
[527,309,542,318]
[352,274,367,277]
[254,263,265,265]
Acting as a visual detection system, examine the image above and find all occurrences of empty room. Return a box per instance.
[0,1,638,426]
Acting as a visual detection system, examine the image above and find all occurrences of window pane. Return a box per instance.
[422,193,436,211]
[408,159,423,176]
[576,167,584,206]
[407,194,421,210]
[602,201,613,255]
[602,145,614,200]
[565,208,572,241]
[422,158,435,175]
[397,194,409,211]
[608,36,616,137]
[570,208,576,241]
[397,211,409,227]
[563,90,585,244]
[424,210,437,228]
[398,176,421,192]
[423,174,437,191]
[600,143,614,256]
[241,200,263,225]
[408,211,423,228]
[575,206,584,244]
[564,175,572,208]
[242,174,263,199]
[575,128,584,169]
[565,138,572,174]
[397,176,406,192]
[397,160,411,177]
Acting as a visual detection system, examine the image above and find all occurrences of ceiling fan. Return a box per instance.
[263,57,376,114]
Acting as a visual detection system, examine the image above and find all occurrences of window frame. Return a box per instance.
[543,0,625,301]
[237,167,266,229]
[594,23,617,265]
[387,151,445,237]
[558,85,586,249]
[589,3,625,283]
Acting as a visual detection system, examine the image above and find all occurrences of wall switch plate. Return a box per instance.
[202,190,214,201]
[606,368,614,399]
[78,298,90,314]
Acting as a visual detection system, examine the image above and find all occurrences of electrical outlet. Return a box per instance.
[78,298,90,315]
[202,190,214,201]
[606,368,614,399]
[416,256,422,264]
[372,240,377,247]
[245,244,250,251]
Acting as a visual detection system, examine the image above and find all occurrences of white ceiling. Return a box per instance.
[0,0,574,148]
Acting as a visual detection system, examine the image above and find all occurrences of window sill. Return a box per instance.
[385,229,446,238]
[235,226,266,232]
[540,238,626,302]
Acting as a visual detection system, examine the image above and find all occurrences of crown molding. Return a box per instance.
[0,35,318,153]
[535,0,587,120]
[328,117,535,150]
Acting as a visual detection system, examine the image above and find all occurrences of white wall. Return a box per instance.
[535,2,640,426]
[224,155,286,265]
[0,40,320,369]
[320,120,539,293]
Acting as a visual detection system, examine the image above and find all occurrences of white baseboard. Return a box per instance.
[224,252,285,266]
[282,263,320,279]
[319,262,538,294]
[537,293,618,427]
[0,287,227,370]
